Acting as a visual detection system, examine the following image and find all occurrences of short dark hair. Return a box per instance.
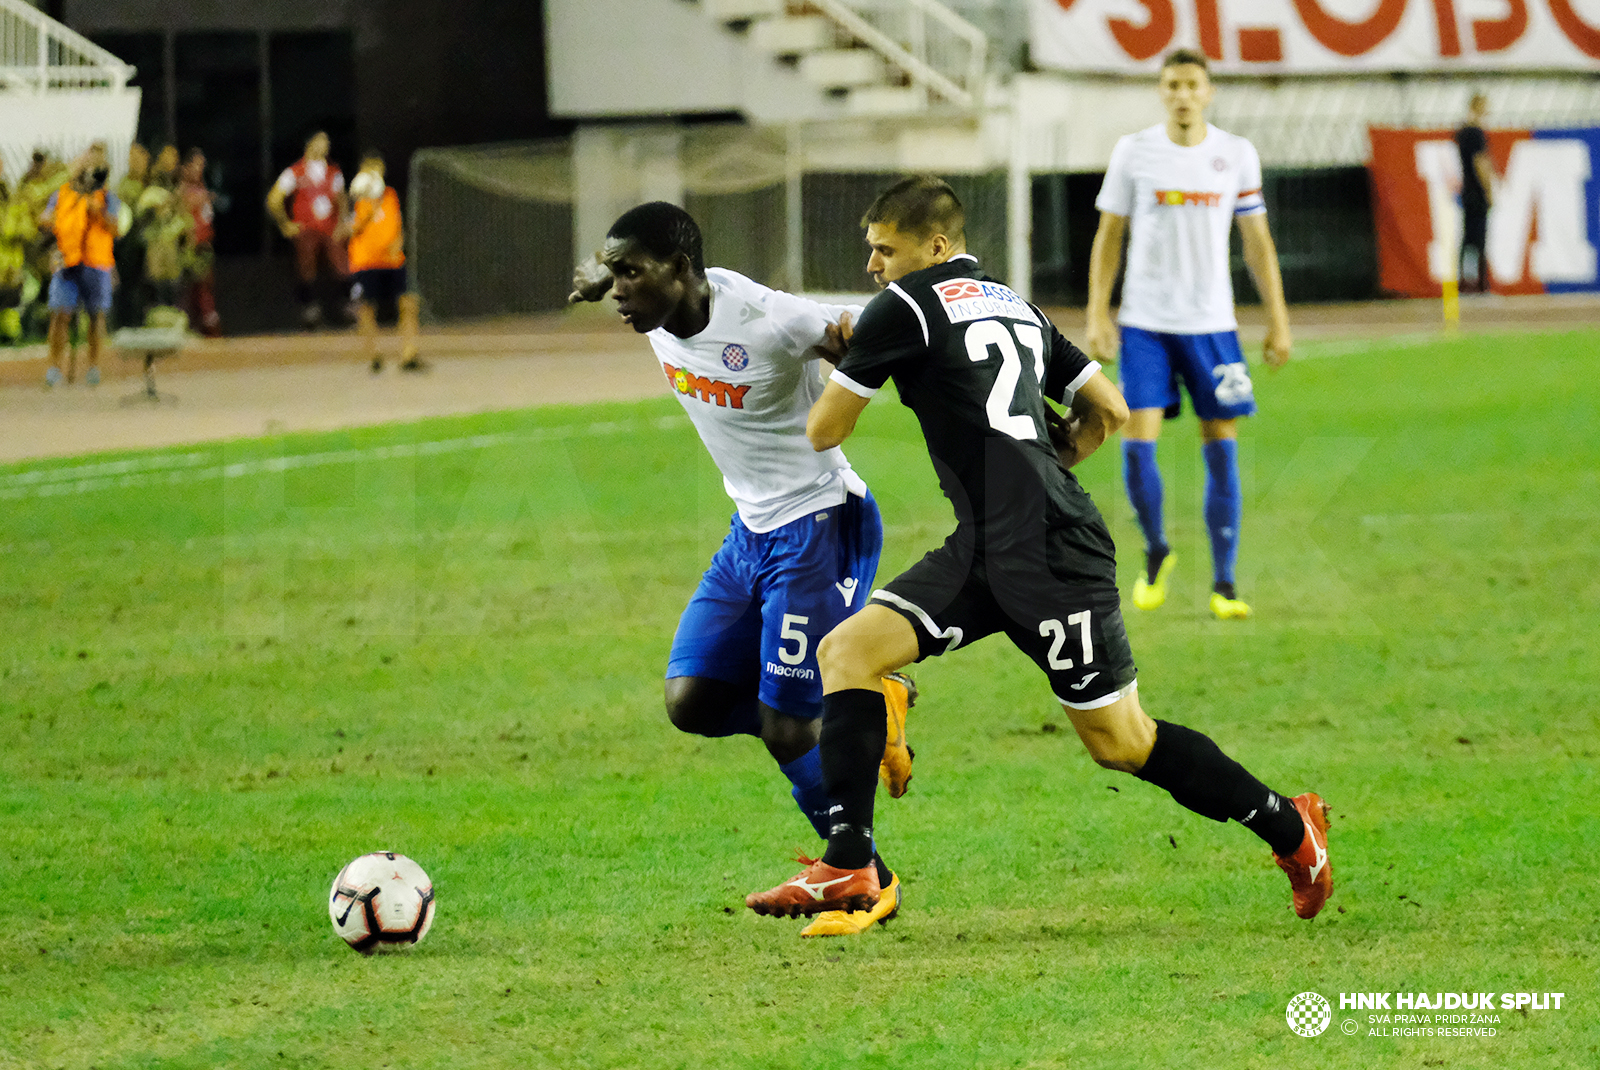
[1161,49,1210,74]
[607,201,705,275]
[861,175,964,243]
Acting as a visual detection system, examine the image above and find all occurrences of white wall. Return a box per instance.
[572,127,688,259]
[0,89,142,186]
[545,0,833,123]
[1015,72,1600,171]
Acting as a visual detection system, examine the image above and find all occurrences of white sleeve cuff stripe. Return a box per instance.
[871,589,964,653]
[829,369,878,399]
[887,283,929,346]
[1064,361,1101,396]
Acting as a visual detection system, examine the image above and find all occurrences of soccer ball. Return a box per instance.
[349,170,384,201]
[329,851,435,953]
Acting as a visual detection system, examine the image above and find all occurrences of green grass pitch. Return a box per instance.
[1,329,1596,1069]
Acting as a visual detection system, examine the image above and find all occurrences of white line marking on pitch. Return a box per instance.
[0,415,688,501]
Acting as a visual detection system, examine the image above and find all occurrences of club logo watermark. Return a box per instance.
[1286,990,1567,1040]
[1287,992,1333,1037]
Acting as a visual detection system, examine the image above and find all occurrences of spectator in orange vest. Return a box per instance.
[266,130,349,329]
[346,152,422,373]
[37,143,120,387]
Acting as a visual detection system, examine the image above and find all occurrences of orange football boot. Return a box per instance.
[746,855,880,918]
[879,672,917,798]
[801,872,902,937]
[1273,792,1333,919]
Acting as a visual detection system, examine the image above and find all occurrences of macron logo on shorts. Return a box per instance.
[835,578,858,606]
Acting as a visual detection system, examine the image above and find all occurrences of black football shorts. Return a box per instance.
[872,529,1137,710]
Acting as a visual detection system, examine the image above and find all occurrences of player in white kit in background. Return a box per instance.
[569,202,913,937]
[1086,49,1292,621]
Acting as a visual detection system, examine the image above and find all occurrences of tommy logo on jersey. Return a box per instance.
[661,361,752,409]
[721,344,749,371]
[1154,189,1224,207]
[933,279,1040,326]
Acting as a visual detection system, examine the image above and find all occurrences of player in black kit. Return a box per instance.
[745,176,1334,923]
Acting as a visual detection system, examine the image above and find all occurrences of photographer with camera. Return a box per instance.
[37,142,121,387]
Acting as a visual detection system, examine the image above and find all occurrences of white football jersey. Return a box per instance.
[646,269,867,533]
[1095,124,1266,335]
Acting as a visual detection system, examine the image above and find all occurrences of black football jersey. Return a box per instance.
[833,254,1107,557]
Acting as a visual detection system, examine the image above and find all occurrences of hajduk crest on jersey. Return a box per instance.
[932,279,1040,326]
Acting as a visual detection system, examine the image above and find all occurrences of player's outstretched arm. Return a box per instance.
[1238,213,1291,368]
[1085,212,1127,363]
[806,380,871,452]
[568,254,613,304]
[1048,370,1128,468]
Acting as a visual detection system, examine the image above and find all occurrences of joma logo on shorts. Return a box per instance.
[662,362,752,409]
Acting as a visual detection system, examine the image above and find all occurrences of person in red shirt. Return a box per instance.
[346,152,422,372]
[178,149,221,337]
[266,130,349,329]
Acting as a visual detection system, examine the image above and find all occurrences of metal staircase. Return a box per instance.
[695,0,988,117]
[0,0,135,92]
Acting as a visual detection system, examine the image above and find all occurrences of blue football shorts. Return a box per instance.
[667,490,883,720]
[1119,325,1257,420]
[48,266,114,315]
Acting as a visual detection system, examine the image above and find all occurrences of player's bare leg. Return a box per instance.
[1058,687,1157,772]
[84,312,106,386]
[1199,417,1250,619]
[1123,407,1176,609]
[356,301,382,372]
[818,604,921,693]
[398,293,424,371]
[1123,408,1165,442]
[45,311,70,386]
[747,606,917,918]
[1067,686,1332,918]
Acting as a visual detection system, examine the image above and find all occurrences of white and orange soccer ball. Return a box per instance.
[328,851,435,953]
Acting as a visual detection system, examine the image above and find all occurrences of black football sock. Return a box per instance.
[1135,720,1306,857]
[872,851,892,887]
[1213,580,1237,600]
[818,688,885,870]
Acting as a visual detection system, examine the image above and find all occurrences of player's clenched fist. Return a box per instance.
[568,254,613,304]
[1262,321,1292,368]
[1085,311,1119,364]
[816,311,854,364]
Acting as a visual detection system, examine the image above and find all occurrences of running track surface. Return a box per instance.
[2,295,1594,464]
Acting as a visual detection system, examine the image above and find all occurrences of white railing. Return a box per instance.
[810,0,987,110]
[0,0,134,92]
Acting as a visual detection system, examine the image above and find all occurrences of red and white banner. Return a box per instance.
[1369,126,1600,296]
[1029,0,1600,73]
